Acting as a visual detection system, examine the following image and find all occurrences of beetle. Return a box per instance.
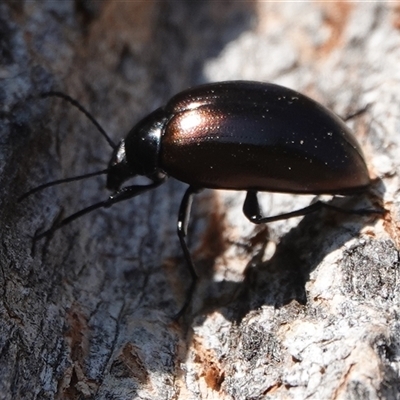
[21,81,380,316]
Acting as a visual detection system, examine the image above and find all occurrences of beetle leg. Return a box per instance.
[175,185,203,318]
[35,179,166,240]
[242,190,263,221]
[104,179,166,207]
[243,191,383,224]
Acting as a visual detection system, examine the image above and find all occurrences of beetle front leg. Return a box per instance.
[34,179,166,241]
[243,191,384,225]
[175,185,203,318]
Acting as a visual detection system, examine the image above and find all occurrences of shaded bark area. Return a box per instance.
[0,2,399,399]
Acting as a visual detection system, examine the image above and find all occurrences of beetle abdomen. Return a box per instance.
[160,82,370,195]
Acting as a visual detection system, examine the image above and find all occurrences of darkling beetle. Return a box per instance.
[20,81,381,316]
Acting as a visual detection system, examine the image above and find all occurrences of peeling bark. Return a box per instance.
[1,2,399,399]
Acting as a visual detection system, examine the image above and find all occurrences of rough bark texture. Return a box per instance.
[1,2,400,399]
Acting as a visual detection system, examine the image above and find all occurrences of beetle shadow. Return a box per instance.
[191,179,386,324]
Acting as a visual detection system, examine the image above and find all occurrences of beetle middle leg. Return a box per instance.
[243,190,383,225]
[176,185,203,318]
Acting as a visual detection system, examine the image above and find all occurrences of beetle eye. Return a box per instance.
[109,139,126,167]
[106,140,135,191]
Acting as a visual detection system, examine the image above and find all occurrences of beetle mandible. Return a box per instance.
[21,81,380,316]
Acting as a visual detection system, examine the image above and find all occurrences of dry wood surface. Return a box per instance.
[1,2,400,399]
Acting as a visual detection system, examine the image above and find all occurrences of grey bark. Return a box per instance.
[0,2,399,399]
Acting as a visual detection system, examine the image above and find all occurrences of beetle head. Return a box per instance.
[106,108,167,191]
[106,140,134,191]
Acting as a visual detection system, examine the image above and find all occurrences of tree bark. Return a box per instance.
[1,2,399,399]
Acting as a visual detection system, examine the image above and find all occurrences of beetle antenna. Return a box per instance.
[39,91,117,149]
[18,168,109,202]
[34,199,108,241]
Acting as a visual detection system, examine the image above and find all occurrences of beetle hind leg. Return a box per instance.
[243,191,384,225]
